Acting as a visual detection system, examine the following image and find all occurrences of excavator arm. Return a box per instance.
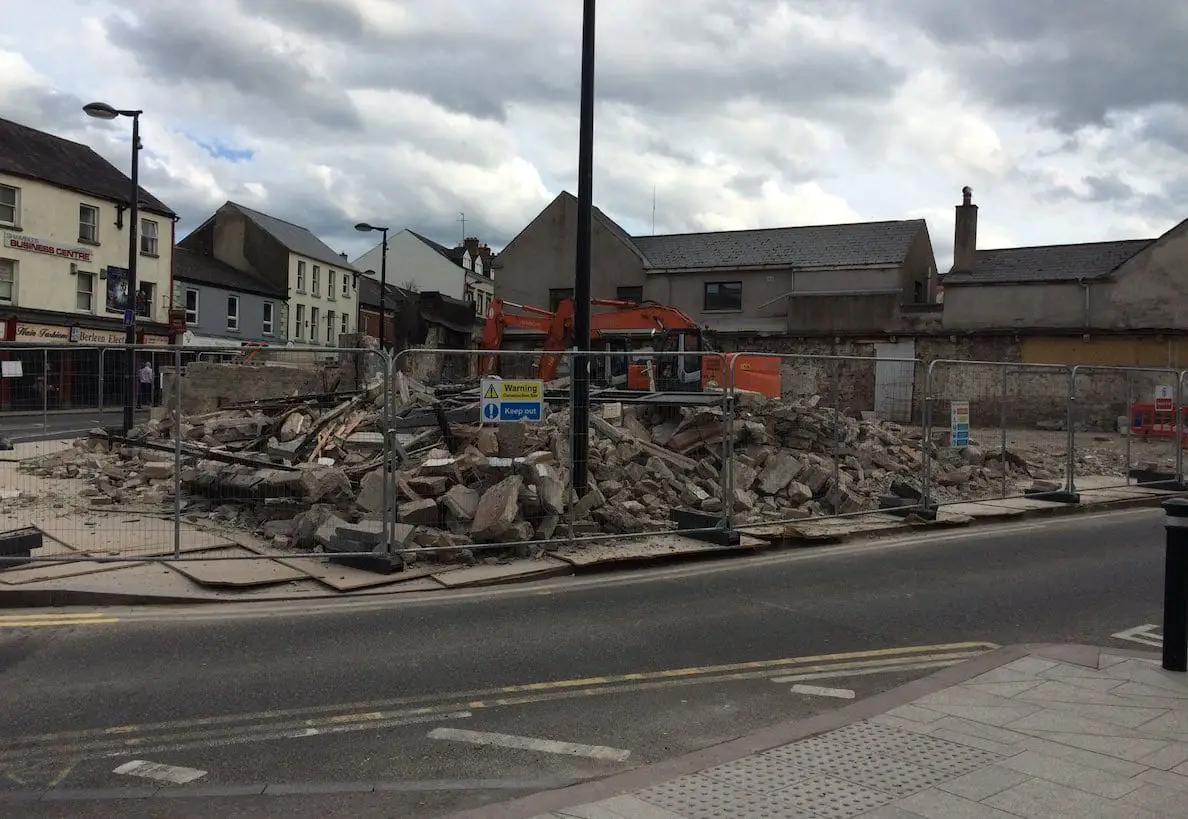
[479,298,556,376]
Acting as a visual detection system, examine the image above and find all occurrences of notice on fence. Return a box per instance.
[1156,385,1175,412]
[480,377,544,423]
[950,400,970,448]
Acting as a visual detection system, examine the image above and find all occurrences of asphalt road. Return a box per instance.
[0,507,1169,817]
[1,408,151,443]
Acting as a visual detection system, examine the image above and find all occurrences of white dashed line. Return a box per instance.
[790,684,856,700]
[1112,624,1164,647]
[427,728,631,762]
[113,760,207,784]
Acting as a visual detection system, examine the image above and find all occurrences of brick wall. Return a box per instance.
[164,361,346,414]
[720,334,1167,430]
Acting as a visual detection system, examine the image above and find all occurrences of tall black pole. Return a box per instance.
[379,229,388,351]
[570,0,596,496]
[1163,499,1188,672]
[123,112,141,434]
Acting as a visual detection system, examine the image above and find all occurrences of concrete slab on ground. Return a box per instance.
[279,557,448,592]
[0,559,129,585]
[431,557,572,589]
[548,534,766,568]
[167,547,311,588]
[750,513,911,545]
[0,439,74,462]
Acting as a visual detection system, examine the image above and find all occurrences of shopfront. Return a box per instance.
[0,319,174,410]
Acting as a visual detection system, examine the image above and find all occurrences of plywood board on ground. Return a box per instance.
[167,547,309,588]
[549,534,764,568]
[34,514,233,557]
[279,557,445,592]
[976,497,1066,512]
[943,501,1030,519]
[431,558,571,588]
[758,514,909,544]
[0,560,131,585]
[0,440,74,462]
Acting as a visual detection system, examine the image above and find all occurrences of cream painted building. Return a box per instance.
[352,231,494,318]
[0,116,176,345]
[179,202,358,347]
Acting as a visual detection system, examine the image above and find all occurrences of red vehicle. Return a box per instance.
[480,297,781,398]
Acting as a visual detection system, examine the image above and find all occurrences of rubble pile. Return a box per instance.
[17,374,1136,567]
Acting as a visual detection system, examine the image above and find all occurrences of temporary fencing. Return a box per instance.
[3,339,1188,573]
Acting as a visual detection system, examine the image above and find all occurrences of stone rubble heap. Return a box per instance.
[17,376,1135,569]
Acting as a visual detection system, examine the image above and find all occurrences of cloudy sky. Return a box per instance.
[2,0,1185,266]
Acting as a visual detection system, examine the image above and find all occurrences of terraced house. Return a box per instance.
[0,116,176,409]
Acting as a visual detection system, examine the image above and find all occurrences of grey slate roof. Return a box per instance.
[630,220,924,271]
[944,239,1153,285]
[0,116,174,216]
[227,202,356,270]
[173,246,287,298]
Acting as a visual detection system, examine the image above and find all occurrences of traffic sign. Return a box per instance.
[479,377,544,424]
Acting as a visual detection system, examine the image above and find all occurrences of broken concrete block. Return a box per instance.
[299,465,352,503]
[440,484,480,522]
[530,463,565,515]
[471,475,523,541]
[314,513,351,548]
[731,458,758,492]
[335,519,386,546]
[474,427,499,456]
[572,483,606,517]
[278,413,309,442]
[421,458,459,478]
[785,481,813,506]
[140,461,174,479]
[757,452,803,495]
[399,497,440,526]
[937,465,975,487]
[263,518,296,538]
[356,468,386,512]
[406,475,449,496]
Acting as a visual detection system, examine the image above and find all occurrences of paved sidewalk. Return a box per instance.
[462,644,1188,819]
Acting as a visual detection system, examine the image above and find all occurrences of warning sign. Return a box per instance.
[479,377,544,424]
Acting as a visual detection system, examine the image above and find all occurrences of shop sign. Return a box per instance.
[3,231,93,263]
[141,334,171,347]
[15,322,125,344]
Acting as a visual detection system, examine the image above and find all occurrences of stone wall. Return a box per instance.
[164,361,346,414]
[720,334,1166,431]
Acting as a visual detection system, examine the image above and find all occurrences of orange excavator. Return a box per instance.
[480,297,781,398]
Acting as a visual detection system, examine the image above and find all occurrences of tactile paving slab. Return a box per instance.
[637,773,820,819]
[699,755,816,795]
[771,774,894,819]
[829,720,1003,775]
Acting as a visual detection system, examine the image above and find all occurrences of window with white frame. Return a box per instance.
[295,303,305,338]
[227,295,240,331]
[328,270,336,300]
[140,219,159,255]
[0,185,17,227]
[0,258,15,303]
[185,288,199,325]
[76,272,94,312]
[296,260,306,292]
[311,265,320,296]
[311,306,320,341]
[79,204,99,243]
[342,274,350,298]
[263,302,274,335]
[326,310,334,343]
[340,311,348,334]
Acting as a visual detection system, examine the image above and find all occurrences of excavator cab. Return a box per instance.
[624,329,705,392]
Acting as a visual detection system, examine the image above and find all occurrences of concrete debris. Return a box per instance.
[14,370,1157,570]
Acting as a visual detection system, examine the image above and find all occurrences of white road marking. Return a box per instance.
[113,760,207,784]
[1113,624,1164,647]
[790,684,855,699]
[427,728,631,762]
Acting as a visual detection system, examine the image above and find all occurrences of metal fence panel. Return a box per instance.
[1071,365,1184,490]
[923,360,1074,505]
[726,352,929,526]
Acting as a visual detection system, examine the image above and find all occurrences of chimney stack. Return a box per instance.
[463,236,480,258]
[339,252,348,261]
[952,186,978,273]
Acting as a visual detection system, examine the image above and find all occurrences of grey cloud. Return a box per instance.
[866,0,1188,134]
[102,8,362,131]
[1083,175,1135,203]
[234,0,366,40]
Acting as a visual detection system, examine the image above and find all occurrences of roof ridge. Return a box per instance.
[633,218,924,241]
[226,201,317,233]
[978,237,1155,253]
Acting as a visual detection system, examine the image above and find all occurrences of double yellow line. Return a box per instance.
[0,612,119,629]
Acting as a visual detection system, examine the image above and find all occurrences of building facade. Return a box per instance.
[173,246,287,348]
[0,117,176,409]
[179,201,357,347]
[494,191,937,336]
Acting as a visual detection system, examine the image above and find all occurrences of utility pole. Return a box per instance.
[570,0,596,496]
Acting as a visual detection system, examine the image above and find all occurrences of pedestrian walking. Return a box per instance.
[138,360,154,408]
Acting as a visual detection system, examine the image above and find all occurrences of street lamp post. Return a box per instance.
[84,101,143,434]
[355,223,390,351]
[571,0,597,496]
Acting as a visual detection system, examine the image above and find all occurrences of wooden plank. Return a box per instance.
[167,547,309,588]
[279,557,445,591]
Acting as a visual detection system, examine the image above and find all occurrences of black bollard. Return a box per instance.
[1162,499,1188,672]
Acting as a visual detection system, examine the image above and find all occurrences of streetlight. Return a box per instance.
[355,223,389,351]
[84,100,143,434]
[571,0,596,497]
